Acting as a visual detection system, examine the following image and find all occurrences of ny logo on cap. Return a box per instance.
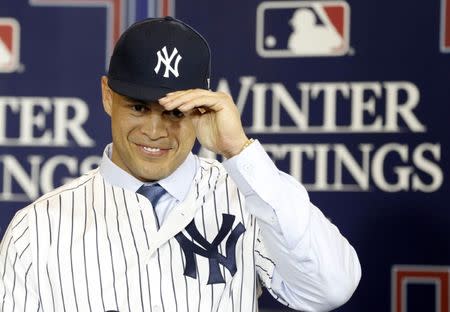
[154,46,182,78]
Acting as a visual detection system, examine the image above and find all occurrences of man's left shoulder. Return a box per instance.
[196,156,232,185]
[198,157,226,173]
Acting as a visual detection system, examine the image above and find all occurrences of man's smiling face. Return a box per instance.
[101,77,196,181]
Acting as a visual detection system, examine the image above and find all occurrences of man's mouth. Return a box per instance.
[143,146,161,152]
[136,143,171,157]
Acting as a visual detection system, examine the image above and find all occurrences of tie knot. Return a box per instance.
[137,184,166,207]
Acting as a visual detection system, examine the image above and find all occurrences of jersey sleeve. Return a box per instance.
[224,140,361,311]
[0,208,40,312]
[254,229,290,307]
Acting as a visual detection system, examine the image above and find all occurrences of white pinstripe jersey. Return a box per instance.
[0,158,284,312]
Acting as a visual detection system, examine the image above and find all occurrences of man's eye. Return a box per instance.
[166,109,184,120]
[132,104,147,113]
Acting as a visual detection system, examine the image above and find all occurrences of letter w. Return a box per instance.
[175,214,246,284]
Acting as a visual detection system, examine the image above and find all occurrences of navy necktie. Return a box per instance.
[137,184,166,207]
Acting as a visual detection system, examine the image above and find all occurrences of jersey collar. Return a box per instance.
[99,143,198,202]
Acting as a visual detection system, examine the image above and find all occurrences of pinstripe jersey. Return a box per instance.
[0,157,283,312]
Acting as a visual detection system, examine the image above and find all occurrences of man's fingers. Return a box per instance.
[159,91,194,109]
[160,89,206,104]
[163,89,197,100]
[176,96,221,112]
[160,93,223,112]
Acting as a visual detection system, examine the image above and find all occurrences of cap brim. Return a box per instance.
[108,78,173,101]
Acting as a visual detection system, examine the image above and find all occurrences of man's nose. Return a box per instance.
[141,112,169,139]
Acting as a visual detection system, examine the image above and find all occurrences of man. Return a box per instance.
[0,16,361,311]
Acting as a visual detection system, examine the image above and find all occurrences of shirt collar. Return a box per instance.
[99,143,198,202]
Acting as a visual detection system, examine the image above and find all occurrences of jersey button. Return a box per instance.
[152,305,162,312]
[242,162,254,175]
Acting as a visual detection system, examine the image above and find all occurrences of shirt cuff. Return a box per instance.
[223,140,311,249]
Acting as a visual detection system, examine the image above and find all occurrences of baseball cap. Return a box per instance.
[107,16,211,101]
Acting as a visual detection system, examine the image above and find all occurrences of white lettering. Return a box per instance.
[412,143,443,192]
[311,83,350,131]
[0,97,19,143]
[372,144,413,192]
[385,82,425,132]
[350,82,383,131]
[19,97,53,145]
[261,143,442,192]
[0,96,94,147]
[272,83,309,131]
[1,155,42,200]
[334,144,373,191]
[40,156,78,194]
[215,77,425,134]
[54,98,94,147]
[0,154,101,202]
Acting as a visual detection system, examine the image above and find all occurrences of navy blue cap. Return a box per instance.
[107,16,211,101]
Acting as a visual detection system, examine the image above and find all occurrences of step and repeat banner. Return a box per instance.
[0,0,449,311]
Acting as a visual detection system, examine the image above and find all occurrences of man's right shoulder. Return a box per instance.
[3,169,100,242]
[17,168,100,215]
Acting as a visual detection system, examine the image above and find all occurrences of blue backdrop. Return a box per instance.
[1,0,449,311]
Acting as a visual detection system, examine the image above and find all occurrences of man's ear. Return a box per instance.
[101,76,113,116]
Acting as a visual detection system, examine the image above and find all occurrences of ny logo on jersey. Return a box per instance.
[154,46,182,78]
[175,214,246,284]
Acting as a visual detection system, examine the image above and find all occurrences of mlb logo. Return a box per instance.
[0,18,20,73]
[441,0,450,52]
[256,1,350,57]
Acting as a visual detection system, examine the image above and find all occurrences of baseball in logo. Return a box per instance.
[441,0,450,52]
[256,1,350,57]
[0,18,20,73]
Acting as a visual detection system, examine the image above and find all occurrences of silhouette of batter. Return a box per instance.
[0,39,11,65]
[288,8,343,55]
